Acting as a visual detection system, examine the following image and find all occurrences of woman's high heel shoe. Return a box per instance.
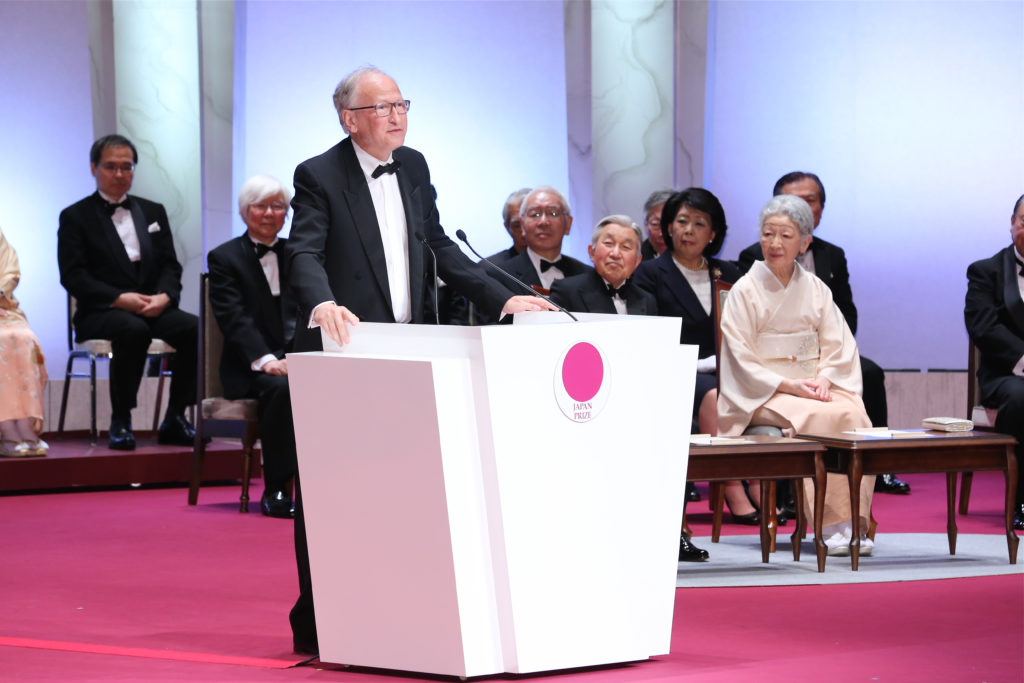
[724,490,760,526]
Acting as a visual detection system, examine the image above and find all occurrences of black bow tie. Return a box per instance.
[371,160,401,179]
[104,199,130,215]
[540,258,567,273]
[605,281,632,299]
[1016,256,1023,276]
[253,241,283,259]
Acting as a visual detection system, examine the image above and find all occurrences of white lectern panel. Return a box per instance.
[289,317,695,676]
[478,317,694,672]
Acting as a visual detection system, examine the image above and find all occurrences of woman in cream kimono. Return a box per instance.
[0,226,48,456]
[717,195,873,556]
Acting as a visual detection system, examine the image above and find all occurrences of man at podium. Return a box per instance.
[285,66,555,654]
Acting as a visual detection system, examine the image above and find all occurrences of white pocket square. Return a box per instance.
[147,222,160,233]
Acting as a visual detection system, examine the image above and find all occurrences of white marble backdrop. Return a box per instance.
[590,0,674,230]
[112,0,203,314]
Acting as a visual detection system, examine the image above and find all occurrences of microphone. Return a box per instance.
[454,229,577,322]
[415,232,440,326]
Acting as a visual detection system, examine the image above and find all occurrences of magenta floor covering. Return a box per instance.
[1,470,1021,681]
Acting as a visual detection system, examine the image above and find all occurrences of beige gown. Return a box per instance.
[0,228,47,437]
[718,261,873,528]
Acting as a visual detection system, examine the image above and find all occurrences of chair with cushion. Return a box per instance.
[958,339,998,514]
[187,273,261,512]
[57,295,175,446]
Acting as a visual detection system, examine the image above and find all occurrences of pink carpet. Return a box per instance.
[1,471,1021,681]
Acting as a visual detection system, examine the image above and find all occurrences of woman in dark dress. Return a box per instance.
[632,188,755,522]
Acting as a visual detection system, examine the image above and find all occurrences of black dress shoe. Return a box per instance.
[157,413,196,446]
[679,534,709,562]
[875,473,911,494]
[730,510,760,526]
[686,482,701,503]
[262,488,295,519]
[1013,503,1024,531]
[108,418,136,451]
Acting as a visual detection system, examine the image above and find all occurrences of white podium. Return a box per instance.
[287,314,696,677]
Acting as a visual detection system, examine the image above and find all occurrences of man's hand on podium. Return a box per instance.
[313,302,360,348]
[501,295,558,316]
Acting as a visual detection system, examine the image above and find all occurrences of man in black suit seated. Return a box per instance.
[965,194,1024,530]
[639,189,673,262]
[58,135,197,451]
[444,187,533,324]
[483,185,591,298]
[486,187,531,263]
[207,175,298,519]
[284,66,554,654]
[737,171,909,494]
[550,214,707,562]
[550,214,657,316]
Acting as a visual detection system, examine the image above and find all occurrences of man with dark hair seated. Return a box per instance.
[58,134,197,451]
[965,193,1024,530]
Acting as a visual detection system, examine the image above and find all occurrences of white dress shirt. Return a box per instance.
[99,190,141,262]
[249,234,281,372]
[353,141,411,323]
[526,247,565,290]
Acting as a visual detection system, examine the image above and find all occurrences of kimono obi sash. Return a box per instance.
[756,330,819,379]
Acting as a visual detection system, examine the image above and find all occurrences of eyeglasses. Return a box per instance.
[525,207,567,220]
[98,162,135,174]
[347,100,411,117]
[251,202,287,213]
[645,216,660,227]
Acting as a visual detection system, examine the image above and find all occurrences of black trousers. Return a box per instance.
[75,307,197,420]
[243,373,297,489]
[289,476,317,648]
[989,375,1024,505]
[860,355,888,428]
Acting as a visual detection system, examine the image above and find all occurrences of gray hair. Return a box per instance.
[591,214,642,248]
[520,185,572,218]
[333,65,388,133]
[758,194,814,238]
[643,189,674,215]
[238,175,292,218]
[502,187,532,225]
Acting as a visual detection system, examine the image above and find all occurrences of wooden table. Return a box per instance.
[685,436,827,571]
[797,429,1020,570]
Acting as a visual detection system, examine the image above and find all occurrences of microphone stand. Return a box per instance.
[415,232,441,325]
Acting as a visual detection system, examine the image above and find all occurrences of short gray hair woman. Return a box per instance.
[758,194,814,238]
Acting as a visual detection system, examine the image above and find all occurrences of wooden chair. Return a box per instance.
[187,273,261,512]
[57,294,175,445]
[958,339,998,514]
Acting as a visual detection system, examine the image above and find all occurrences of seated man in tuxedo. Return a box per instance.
[285,66,554,654]
[58,134,197,451]
[477,186,591,323]
[486,187,531,263]
[639,189,673,262]
[737,171,909,495]
[550,214,657,316]
[965,194,1024,530]
[207,175,298,519]
[444,187,533,324]
[550,214,706,562]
